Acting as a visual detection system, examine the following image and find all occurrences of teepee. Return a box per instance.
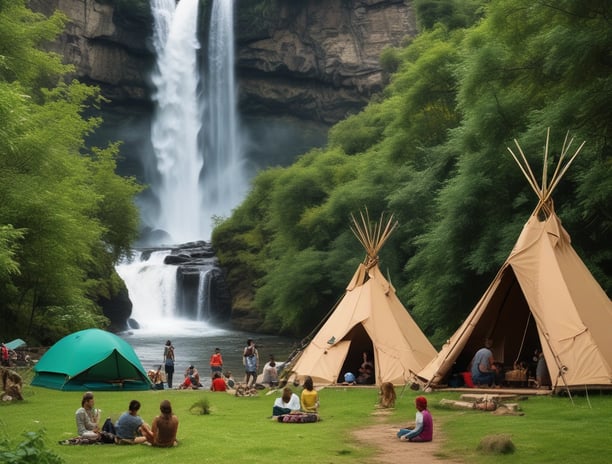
[288,210,436,386]
[417,130,612,392]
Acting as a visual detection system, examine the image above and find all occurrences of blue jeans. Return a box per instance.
[472,371,495,386]
[397,428,415,439]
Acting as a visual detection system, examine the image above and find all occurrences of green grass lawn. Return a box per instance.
[2,371,612,464]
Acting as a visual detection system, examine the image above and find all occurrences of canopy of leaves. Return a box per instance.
[0,0,141,344]
[213,0,611,344]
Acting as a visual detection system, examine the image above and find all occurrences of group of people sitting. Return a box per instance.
[467,338,551,389]
[70,378,432,445]
[271,375,320,423]
[268,374,432,440]
[170,364,236,391]
[69,392,179,447]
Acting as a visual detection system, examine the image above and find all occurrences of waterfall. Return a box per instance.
[116,0,243,328]
[150,0,203,244]
[200,0,247,236]
[147,0,245,243]
[116,251,178,323]
[197,269,213,320]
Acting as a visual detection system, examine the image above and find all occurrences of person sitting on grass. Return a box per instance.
[148,365,165,390]
[397,396,433,442]
[261,355,279,388]
[75,391,100,442]
[210,371,227,391]
[272,387,301,416]
[378,382,396,409]
[224,371,236,389]
[300,376,319,413]
[148,400,179,447]
[183,365,201,388]
[115,400,154,444]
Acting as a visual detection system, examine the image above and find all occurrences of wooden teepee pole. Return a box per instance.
[508,129,585,219]
[350,208,398,267]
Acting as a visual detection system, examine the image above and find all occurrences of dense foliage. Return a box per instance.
[0,0,141,343]
[0,430,63,464]
[213,0,611,345]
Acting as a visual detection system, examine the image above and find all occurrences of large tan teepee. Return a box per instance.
[417,131,612,392]
[288,211,436,386]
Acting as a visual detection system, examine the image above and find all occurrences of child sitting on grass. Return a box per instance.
[397,396,433,442]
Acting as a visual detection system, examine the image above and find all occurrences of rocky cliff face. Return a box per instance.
[238,0,417,123]
[29,0,416,124]
[28,0,153,104]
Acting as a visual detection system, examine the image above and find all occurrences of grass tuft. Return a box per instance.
[188,397,211,415]
[477,433,515,454]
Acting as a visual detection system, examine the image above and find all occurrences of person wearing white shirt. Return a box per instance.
[272,387,301,416]
[75,391,100,441]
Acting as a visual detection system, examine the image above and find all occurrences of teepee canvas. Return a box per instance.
[417,131,612,392]
[288,211,436,386]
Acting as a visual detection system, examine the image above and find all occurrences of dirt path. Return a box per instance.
[352,409,452,464]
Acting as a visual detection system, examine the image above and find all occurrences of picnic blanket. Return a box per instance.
[277,413,318,423]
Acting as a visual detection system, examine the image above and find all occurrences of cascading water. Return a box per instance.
[196,269,212,320]
[150,0,202,244]
[115,250,178,325]
[117,0,244,328]
[147,0,246,243]
[200,0,247,236]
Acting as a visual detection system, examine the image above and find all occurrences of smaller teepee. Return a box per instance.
[288,210,436,386]
[417,130,612,392]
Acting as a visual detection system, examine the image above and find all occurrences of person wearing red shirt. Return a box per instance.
[1,343,10,367]
[210,371,227,391]
[209,347,223,375]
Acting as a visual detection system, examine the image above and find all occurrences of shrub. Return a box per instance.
[189,397,211,415]
[0,429,64,464]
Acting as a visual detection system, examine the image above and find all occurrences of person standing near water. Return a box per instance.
[209,347,223,376]
[163,340,175,389]
[243,339,259,388]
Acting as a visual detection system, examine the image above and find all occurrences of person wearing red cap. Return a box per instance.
[397,396,433,442]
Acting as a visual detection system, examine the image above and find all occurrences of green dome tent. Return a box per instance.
[32,329,152,391]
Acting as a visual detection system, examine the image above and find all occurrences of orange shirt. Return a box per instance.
[210,353,223,367]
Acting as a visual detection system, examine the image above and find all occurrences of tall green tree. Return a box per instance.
[0,1,141,342]
[406,0,612,345]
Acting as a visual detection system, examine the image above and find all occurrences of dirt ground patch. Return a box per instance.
[352,409,451,464]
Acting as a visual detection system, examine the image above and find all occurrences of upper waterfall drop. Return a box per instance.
[201,0,248,237]
[148,0,246,244]
[150,0,203,244]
